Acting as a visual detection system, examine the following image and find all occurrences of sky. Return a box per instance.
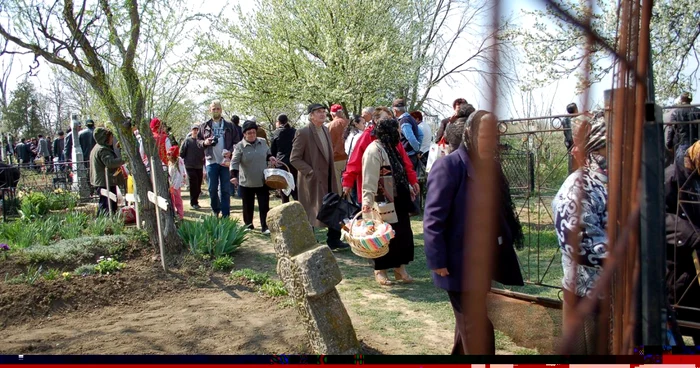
[0,0,666,126]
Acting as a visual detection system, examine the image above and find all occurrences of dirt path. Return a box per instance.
[0,287,307,355]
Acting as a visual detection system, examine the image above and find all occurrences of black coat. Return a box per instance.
[270,126,297,167]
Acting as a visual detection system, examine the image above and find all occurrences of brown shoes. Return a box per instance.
[394,266,414,284]
[374,270,392,286]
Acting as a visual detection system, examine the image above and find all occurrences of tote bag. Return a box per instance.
[426,137,449,173]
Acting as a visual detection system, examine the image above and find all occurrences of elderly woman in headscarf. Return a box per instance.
[551,112,608,354]
[664,141,700,345]
[361,117,417,286]
[424,110,524,355]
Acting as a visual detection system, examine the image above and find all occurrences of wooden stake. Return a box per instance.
[150,157,167,271]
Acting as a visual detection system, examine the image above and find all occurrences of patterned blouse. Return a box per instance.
[552,159,609,298]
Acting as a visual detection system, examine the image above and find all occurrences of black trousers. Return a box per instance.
[408,154,421,214]
[240,185,270,230]
[447,291,495,355]
[186,167,203,206]
[97,186,118,216]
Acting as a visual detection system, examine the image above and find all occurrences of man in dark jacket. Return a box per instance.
[270,114,297,202]
[180,124,205,209]
[53,131,65,171]
[16,138,31,166]
[666,92,700,156]
[197,100,239,217]
[90,127,125,215]
[79,119,96,168]
[64,123,79,163]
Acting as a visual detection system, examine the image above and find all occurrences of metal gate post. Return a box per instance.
[639,37,667,346]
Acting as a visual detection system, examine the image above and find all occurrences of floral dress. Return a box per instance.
[552,158,608,298]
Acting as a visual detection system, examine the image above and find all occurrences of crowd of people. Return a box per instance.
[4,91,700,354]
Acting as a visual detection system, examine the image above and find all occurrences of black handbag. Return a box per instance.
[316,192,360,231]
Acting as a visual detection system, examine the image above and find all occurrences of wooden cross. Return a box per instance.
[149,157,168,271]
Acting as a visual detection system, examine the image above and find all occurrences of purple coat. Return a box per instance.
[423,144,524,292]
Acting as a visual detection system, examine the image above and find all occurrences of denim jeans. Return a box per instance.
[206,164,231,217]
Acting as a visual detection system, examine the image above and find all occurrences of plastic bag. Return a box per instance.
[264,168,295,196]
[426,139,449,173]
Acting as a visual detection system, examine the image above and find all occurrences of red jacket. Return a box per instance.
[342,125,418,199]
[150,118,169,165]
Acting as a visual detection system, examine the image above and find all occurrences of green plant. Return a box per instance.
[73,264,96,276]
[59,212,90,240]
[94,256,126,275]
[231,268,270,285]
[19,192,49,219]
[212,255,234,271]
[47,189,79,210]
[178,216,248,258]
[21,235,128,266]
[62,272,72,280]
[260,280,288,297]
[6,264,44,285]
[86,215,125,236]
[43,268,61,281]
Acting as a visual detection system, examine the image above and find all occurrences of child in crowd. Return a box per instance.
[167,146,186,220]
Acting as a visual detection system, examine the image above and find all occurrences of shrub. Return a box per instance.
[47,189,79,210]
[73,264,96,276]
[21,235,129,266]
[212,255,234,271]
[19,192,49,219]
[178,216,248,258]
[94,256,126,275]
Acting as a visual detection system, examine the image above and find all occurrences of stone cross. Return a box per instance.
[267,202,361,355]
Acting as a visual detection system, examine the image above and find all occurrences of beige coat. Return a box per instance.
[290,122,339,227]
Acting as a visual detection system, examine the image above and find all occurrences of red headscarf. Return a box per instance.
[150,117,168,164]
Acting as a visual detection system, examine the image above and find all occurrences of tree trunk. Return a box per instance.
[91,81,185,255]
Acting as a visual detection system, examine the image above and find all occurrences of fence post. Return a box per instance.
[528,151,535,194]
[639,45,667,345]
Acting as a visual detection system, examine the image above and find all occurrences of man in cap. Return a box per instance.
[197,100,238,217]
[290,103,349,250]
[180,124,206,209]
[79,118,97,168]
[328,103,349,194]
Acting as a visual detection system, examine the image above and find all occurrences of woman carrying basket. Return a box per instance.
[230,120,278,235]
[361,117,417,286]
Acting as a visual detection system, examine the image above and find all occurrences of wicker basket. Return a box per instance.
[264,162,291,190]
[341,211,394,259]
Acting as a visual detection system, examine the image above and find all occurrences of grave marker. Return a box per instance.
[267,202,361,355]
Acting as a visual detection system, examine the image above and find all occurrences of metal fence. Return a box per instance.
[0,159,98,221]
[493,115,576,300]
[661,103,700,337]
